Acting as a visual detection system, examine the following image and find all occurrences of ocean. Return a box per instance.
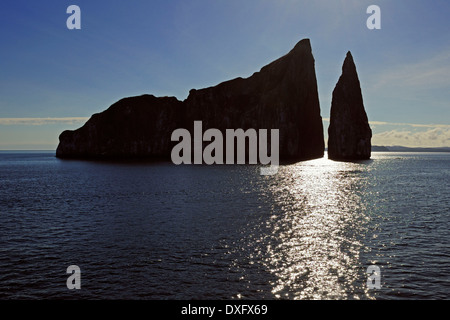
[0,151,449,299]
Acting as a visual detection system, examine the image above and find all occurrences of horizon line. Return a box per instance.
[1,145,450,152]
[0,117,449,128]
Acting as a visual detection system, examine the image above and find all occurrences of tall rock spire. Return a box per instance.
[328,51,372,160]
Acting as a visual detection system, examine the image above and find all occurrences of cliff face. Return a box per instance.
[184,39,324,160]
[327,52,372,160]
[56,39,325,161]
[56,95,184,158]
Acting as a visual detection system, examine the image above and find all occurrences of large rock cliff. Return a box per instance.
[327,52,372,160]
[56,39,325,161]
[56,95,184,159]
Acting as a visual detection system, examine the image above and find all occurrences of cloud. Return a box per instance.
[368,121,450,129]
[322,119,450,147]
[0,117,89,126]
[372,127,450,148]
[323,118,450,129]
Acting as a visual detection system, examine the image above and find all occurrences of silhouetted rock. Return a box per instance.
[328,52,372,160]
[184,39,324,160]
[57,39,324,161]
[56,95,184,159]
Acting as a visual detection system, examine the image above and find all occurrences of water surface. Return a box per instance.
[0,151,449,299]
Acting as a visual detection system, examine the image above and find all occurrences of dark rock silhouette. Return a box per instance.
[327,51,372,160]
[56,39,324,160]
[56,95,183,159]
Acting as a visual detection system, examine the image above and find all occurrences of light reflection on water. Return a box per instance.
[2,152,448,299]
[261,157,373,299]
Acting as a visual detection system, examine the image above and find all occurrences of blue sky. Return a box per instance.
[0,0,449,149]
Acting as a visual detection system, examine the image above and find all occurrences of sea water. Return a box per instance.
[0,151,448,299]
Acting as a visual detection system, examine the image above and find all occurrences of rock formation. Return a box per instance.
[327,51,372,160]
[56,95,184,159]
[56,39,324,161]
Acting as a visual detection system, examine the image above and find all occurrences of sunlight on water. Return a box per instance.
[263,157,372,299]
[2,152,448,299]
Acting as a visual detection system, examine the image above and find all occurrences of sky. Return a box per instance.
[0,0,449,150]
